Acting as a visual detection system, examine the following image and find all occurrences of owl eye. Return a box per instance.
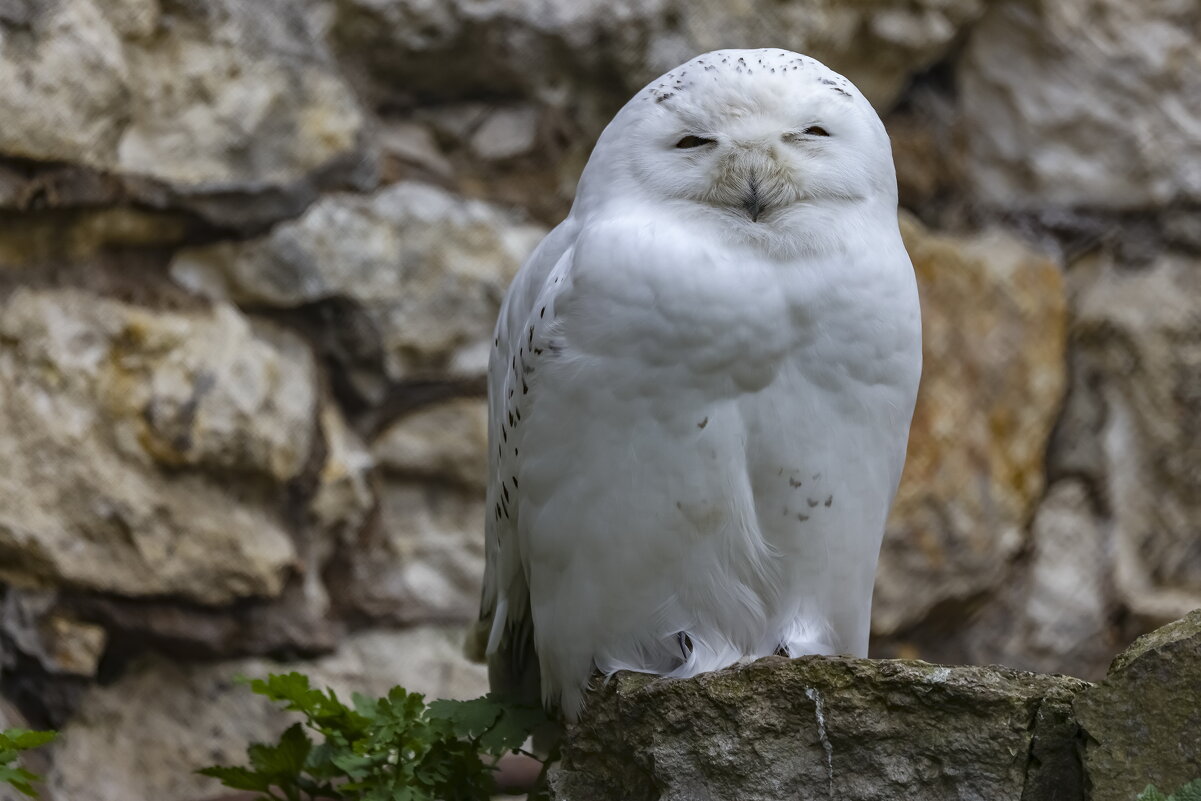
[675,135,717,149]
[802,126,830,137]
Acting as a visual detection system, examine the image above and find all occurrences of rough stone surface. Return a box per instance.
[170,182,545,391]
[334,481,485,625]
[996,482,1113,675]
[1075,609,1201,801]
[0,288,310,604]
[0,0,364,194]
[551,656,1088,801]
[960,0,1201,208]
[1,591,106,677]
[875,215,1068,635]
[469,105,541,162]
[312,402,376,538]
[909,480,1120,681]
[334,0,986,110]
[43,625,488,801]
[373,397,488,489]
[1055,250,1201,624]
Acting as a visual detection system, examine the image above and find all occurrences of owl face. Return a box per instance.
[591,50,897,241]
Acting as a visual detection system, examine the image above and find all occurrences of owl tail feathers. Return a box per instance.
[486,615,561,756]
[462,618,491,664]
[463,595,509,664]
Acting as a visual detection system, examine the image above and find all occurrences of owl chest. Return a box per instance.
[781,259,922,399]
[564,247,793,393]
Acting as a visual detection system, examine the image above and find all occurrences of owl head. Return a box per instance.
[574,49,898,253]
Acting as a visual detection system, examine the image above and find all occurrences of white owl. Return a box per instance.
[475,48,922,720]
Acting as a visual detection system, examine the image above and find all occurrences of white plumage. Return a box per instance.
[476,48,922,720]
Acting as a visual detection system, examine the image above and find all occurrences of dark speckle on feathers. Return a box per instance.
[807,498,819,508]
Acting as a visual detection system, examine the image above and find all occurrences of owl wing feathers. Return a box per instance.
[473,219,578,706]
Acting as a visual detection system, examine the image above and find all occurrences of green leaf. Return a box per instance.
[352,692,380,720]
[0,731,56,752]
[197,675,551,801]
[479,704,549,754]
[0,765,42,797]
[0,727,57,800]
[427,697,502,741]
[1172,779,1201,801]
[246,723,312,778]
[195,766,273,792]
[329,749,383,780]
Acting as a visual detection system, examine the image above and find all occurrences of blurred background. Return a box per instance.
[0,0,1199,799]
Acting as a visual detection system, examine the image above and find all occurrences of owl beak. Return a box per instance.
[742,176,763,222]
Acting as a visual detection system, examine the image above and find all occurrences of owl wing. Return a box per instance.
[470,218,578,706]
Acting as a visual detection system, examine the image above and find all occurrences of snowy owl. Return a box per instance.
[475,48,922,719]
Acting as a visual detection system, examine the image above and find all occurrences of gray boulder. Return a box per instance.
[551,655,1088,801]
[1076,609,1201,801]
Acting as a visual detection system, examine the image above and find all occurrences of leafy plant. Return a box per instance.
[0,728,57,799]
[198,672,552,801]
[1138,779,1201,801]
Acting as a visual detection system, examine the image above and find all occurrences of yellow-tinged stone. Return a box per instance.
[873,214,1068,635]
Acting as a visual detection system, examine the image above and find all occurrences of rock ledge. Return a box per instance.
[552,612,1201,801]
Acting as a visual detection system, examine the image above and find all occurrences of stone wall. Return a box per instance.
[0,2,1198,799]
